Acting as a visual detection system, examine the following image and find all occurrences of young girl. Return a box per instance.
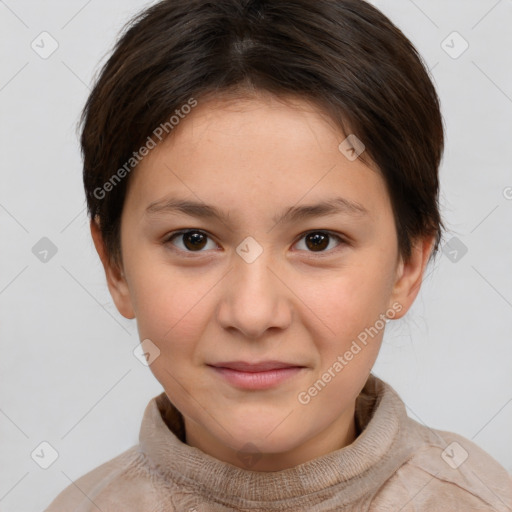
[45,0,512,510]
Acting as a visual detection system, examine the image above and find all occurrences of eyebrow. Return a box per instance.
[145,196,369,225]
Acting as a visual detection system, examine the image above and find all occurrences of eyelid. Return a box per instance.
[292,230,348,254]
[294,229,348,244]
[164,228,349,256]
[164,229,220,256]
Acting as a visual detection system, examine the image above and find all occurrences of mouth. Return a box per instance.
[207,361,307,390]
[208,360,305,372]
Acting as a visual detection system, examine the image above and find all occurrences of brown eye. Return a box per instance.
[182,231,207,251]
[295,231,345,254]
[166,230,216,253]
[305,232,329,251]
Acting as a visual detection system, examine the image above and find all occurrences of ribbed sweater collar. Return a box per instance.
[139,373,416,507]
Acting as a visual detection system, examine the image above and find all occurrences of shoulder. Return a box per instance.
[43,444,164,512]
[371,421,512,511]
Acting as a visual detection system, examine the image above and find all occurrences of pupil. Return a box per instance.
[184,231,207,251]
[307,233,328,251]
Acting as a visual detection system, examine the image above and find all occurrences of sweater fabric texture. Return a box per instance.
[45,374,512,511]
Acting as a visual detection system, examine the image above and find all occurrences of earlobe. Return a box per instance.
[388,236,435,320]
[90,219,136,320]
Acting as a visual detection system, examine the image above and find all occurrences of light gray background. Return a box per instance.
[1,0,511,510]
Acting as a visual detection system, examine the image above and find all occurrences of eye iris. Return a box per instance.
[306,232,329,251]
[183,231,207,251]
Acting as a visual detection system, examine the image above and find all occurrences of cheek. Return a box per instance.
[307,262,394,337]
[130,269,211,390]
[129,263,211,346]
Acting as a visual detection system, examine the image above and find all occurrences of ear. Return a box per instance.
[388,235,435,320]
[90,218,135,320]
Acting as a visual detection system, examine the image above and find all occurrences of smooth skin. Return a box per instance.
[91,91,434,471]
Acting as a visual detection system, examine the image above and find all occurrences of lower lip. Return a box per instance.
[209,366,305,390]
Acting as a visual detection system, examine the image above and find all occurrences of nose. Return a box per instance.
[216,250,292,339]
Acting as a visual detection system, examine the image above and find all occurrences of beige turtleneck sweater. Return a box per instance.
[44,374,512,511]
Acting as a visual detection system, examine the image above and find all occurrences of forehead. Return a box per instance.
[123,94,390,224]
[173,93,362,158]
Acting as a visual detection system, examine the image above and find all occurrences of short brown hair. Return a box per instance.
[80,0,444,269]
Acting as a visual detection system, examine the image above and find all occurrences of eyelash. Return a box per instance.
[163,229,348,257]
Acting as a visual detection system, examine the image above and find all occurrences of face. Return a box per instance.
[92,93,432,471]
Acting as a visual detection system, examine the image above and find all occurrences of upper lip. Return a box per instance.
[208,361,305,372]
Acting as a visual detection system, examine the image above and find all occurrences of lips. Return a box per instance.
[208,361,306,390]
[208,361,304,372]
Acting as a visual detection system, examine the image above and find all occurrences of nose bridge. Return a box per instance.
[235,245,276,295]
[218,240,290,337]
